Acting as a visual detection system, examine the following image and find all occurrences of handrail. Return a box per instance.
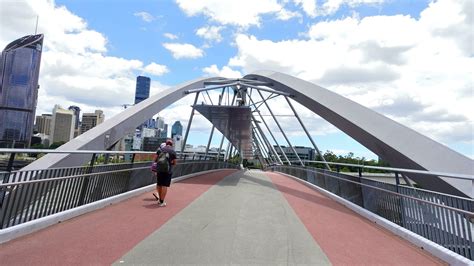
[2,149,471,180]
[269,165,474,216]
[0,148,154,155]
[297,160,474,181]
[0,161,235,187]
[1,159,222,174]
[0,148,220,158]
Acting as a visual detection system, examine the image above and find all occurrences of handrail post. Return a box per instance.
[6,153,16,173]
[78,153,96,206]
[395,172,400,189]
[104,153,110,164]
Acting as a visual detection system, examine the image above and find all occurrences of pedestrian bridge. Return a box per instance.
[0,153,472,265]
[0,168,457,265]
[0,71,473,264]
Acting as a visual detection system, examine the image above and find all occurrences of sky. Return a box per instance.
[0,0,472,160]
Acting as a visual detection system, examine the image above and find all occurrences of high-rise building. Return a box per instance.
[35,114,52,135]
[141,127,156,138]
[146,118,155,129]
[134,76,151,129]
[81,110,104,134]
[0,34,44,148]
[173,134,182,152]
[68,106,81,137]
[68,106,81,129]
[134,76,150,104]
[160,123,168,138]
[50,105,75,144]
[171,121,183,138]
[156,116,165,129]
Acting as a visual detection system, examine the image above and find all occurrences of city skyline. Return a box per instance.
[0,0,472,159]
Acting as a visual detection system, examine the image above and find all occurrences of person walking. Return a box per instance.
[152,139,176,207]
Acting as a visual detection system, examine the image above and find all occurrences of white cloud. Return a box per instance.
[226,0,473,145]
[419,0,473,56]
[134,11,155,22]
[319,0,386,16]
[143,62,169,76]
[163,33,178,40]
[174,0,388,27]
[0,0,168,120]
[175,0,296,27]
[293,0,317,17]
[276,8,302,21]
[202,64,242,78]
[163,43,204,59]
[196,25,224,43]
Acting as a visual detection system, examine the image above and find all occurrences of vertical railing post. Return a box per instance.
[104,153,110,164]
[395,172,400,188]
[0,152,15,209]
[395,171,407,229]
[6,153,16,173]
[78,153,96,206]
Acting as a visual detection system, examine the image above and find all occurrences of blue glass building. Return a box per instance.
[171,121,183,138]
[0,34,44,148]
[160,124,168,138]
[134,76,151,130]
[134,76,150,104]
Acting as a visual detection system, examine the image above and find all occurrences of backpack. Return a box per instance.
[156,151,170,173]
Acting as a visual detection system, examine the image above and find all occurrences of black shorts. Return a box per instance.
[156,172,172,187]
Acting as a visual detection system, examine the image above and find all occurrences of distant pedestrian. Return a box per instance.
[152,139,176,207]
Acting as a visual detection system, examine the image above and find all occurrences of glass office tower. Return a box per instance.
[0,34,44,148]
[134,76,151,130]
[171,121,183,138]
[134,76,150,104]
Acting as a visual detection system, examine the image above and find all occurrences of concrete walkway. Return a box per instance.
[114,170,330,265]
[0,169,445,265]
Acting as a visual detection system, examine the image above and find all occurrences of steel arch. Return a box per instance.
[23,71,472,197]
[245,70,473,197]
[22,77,220,171]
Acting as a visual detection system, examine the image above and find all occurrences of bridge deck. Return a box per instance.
[0,169,445,265]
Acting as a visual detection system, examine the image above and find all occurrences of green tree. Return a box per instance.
[31,143,45,149]
[49,141,66,149]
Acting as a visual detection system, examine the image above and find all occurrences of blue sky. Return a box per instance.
[55,0,431,85]
[0,0,472,160]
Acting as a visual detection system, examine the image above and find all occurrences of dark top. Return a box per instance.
[156,148,177,174]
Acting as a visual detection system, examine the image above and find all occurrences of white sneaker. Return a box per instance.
[159,201,167,207]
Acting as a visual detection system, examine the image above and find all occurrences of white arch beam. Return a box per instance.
[23,77,219,171]
[245,71,473,197]
[22,71,472,197]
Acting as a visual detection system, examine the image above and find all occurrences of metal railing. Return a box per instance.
[267,164,474,260]
[0,149,239,229]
